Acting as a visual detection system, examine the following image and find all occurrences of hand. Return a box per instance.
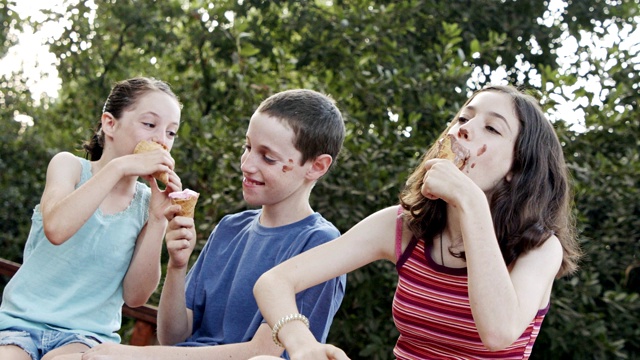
[81,344,142,360]
[289,343,350,360]
[121,148,175,180]
[421,158,470,204]
[164,205,196,269]
[147,169,182,222]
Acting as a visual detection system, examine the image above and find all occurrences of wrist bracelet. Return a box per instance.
[271,313,310,347]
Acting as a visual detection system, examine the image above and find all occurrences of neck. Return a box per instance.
[444,205,464,247]
[259,203,314,228]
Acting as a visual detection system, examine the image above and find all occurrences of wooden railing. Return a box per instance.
[0,257,158,346]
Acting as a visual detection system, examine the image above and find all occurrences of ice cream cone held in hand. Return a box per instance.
[169,189,200,218]
[134,140,171,184]
[437,134,470,170]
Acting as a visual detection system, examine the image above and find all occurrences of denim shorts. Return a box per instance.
[0,327,101,360]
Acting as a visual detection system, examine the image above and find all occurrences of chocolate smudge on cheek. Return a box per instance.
[477,144,487,156]
[281,159,295,173]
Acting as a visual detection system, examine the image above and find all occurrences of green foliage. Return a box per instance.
[1,0,639,358]
[0,0,20,58]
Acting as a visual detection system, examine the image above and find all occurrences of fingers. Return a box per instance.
[130,149,175,178]
[166,214,195,233]
[165,216,195,250]
[421,159,458,200]
[163,204,183,221]
[165,224,195,268]
[165,170,182,192]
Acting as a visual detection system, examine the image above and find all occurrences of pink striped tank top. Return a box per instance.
[392,207,548,359]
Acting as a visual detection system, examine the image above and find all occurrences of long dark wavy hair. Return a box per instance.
[82,77,180,161]
[399,85,581,277]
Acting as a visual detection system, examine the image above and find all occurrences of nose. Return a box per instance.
[458,126,469,140]
[456,115,480,141]
[240,149,256,173]
[152,133,170,149]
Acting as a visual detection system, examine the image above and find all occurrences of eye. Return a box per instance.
[167,130,177,138]
[143,122,155,128]
[263,155,277,164]
[457,116,469,124]
[486,125,501,135]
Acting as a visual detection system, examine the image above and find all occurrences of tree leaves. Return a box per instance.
[1,0,639,357]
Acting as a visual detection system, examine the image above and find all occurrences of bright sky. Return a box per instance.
[0,0,72,99]
[2,0,638,132]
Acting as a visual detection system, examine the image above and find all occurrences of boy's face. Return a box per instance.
[241,112,312,208]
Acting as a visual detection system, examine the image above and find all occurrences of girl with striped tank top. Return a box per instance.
[252,85,581,359]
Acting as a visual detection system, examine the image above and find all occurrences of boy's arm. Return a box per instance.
[157,261,193,345]
[157,207,197,345]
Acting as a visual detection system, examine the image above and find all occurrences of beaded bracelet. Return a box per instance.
[271,313,310,347]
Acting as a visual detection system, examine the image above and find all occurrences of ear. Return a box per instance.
[305,154,333,181]
[505,172,513,183]
[101,112,118,139]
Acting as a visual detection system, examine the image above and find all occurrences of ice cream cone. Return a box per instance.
[169,189,200,218]
[134,140,170,184]
[437,134,469,170]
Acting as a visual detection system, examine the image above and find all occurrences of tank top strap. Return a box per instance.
[76,156,92,186]
[395,206,420,269]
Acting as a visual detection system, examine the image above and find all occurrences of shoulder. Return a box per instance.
[512,233,563,277]
[46,152,83,180]
[220,209,260,224]
[292,213,340,247]
[211,209,260,233]
[48,152,82,168]
[357,205,402,231]
[534,234,563,262]
[307,213,340,234]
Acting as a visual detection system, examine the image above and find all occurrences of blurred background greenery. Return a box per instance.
[1,0,638,359]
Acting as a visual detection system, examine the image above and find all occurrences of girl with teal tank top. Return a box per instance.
[0,77,184,360]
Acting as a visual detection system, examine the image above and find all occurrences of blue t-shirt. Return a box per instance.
[0,156,150,343]
[179,209,346,358]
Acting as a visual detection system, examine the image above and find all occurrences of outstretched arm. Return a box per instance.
[253,206,399,359]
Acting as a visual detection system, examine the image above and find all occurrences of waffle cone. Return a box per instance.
[134,140,170,185]
[437,134,468,170]
[171,195,199,218]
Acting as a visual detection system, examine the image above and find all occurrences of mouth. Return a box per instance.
[243,177,265,186]
[437,134,470,170]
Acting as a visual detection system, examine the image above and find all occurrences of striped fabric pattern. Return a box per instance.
[392,237,547,359]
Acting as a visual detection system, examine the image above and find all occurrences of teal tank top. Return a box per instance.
[0,156,151,343]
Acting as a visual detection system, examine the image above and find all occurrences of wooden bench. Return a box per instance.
[0,257,158,346]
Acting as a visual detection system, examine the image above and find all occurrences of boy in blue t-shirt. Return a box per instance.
[77,89,347,360]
